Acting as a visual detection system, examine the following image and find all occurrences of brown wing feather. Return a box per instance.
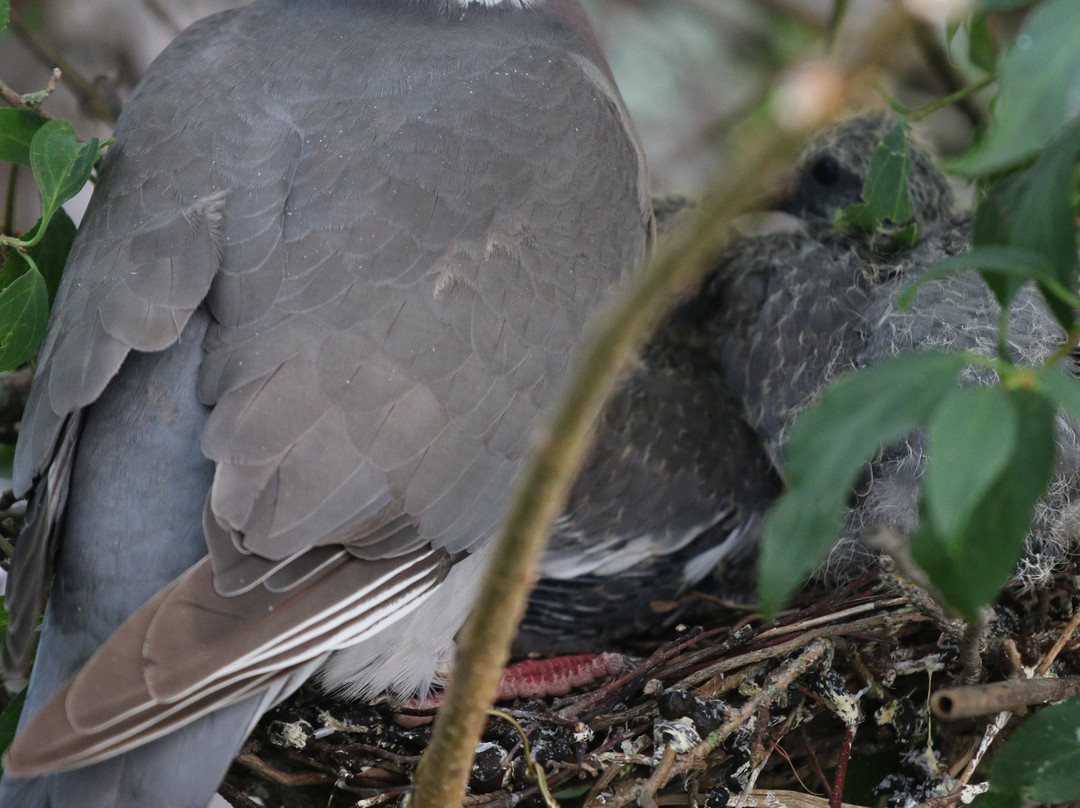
[6,547,448,776]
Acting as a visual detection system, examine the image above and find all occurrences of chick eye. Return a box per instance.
[810,155,841,186]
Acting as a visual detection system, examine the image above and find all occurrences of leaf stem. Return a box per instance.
[906,74,997,123]
[875,74,997,123]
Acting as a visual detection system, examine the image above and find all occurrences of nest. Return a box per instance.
[219,560,1080,808]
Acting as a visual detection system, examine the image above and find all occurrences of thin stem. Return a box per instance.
[907,75,997,123]
[875,74,997,124]
[0,73,55,120]
[409,118,808,808]
[9,10,117,123]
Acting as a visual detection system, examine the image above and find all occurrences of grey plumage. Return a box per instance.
[514,120,964,655]
[517,286,778,653]
[702,114,1080,585]
[1,1,651,804]
[778,113,954,231]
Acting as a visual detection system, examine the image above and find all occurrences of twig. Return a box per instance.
[951,711,1009,797]
[9,10,118,123]
[870,529,964,637]
[756,597,907,640]
[931,675,1080,720]
[217,781,265,808]
[603,638,835,807]
[735,703,784,808]
[0,73,56,120]
[677,637,832,773]
[959,609,990,684]
[404,3,957,804]
[1034,607,1080,675]
[908,18,989,129]
[639,746,676,808]
[233,752,334,786]
[830,723,855,808]
[799,726,833,798]
[675,608,924,691]
[904,75,996,124]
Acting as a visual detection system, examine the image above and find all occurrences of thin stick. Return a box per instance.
[1034,608,1080,676]
[0,72,56,120]
[931,676,1080,720]
[601,639,835,807]
[409,112,812,808]
[9,10,117,123]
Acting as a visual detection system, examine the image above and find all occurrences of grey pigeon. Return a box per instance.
[0,1,652,805]
[699,114,1080,585]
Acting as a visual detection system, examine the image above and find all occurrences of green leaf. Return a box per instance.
[971,181,1033,310]
[837,121,914,234]
[888,223,918,250]
[968,15,998,75]
[950,0,1080,175]
[0,108,45,167]
[835,202,877,232]
[25,211,74,302]
[898,246,1080,312]
[0,210,76,302]
[984,696,1080,807]
[0,688,25,775]
[911,388,1055,620]
[859,121,913,225]
[0,0,8,33]
[971,118,1080,326]
[757,351,970,616]
[923,387,1016,539]
[552,782,593,799]
[0,267,48,372]
[0,252,23,293]
[1033,365,1080,428]
[29,120,99,235]
[978,0,1036,10]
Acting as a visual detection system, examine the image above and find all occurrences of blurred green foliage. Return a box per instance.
[756,0,1080,803]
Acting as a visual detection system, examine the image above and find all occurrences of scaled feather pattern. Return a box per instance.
[0,1,652,805]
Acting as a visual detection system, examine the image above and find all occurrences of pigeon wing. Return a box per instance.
[5,3,650,777]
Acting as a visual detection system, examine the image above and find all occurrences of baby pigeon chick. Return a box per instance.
[693,114,1079,588]
[516,196,779,654]
[778,113,954,232]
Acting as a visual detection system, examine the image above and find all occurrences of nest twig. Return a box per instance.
[219,558,1080,807]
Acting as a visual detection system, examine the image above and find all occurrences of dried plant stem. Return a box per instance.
[9,10,117,123]
[931,675,1080,720]
[601,638,834,807]
[411,119,807,808]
